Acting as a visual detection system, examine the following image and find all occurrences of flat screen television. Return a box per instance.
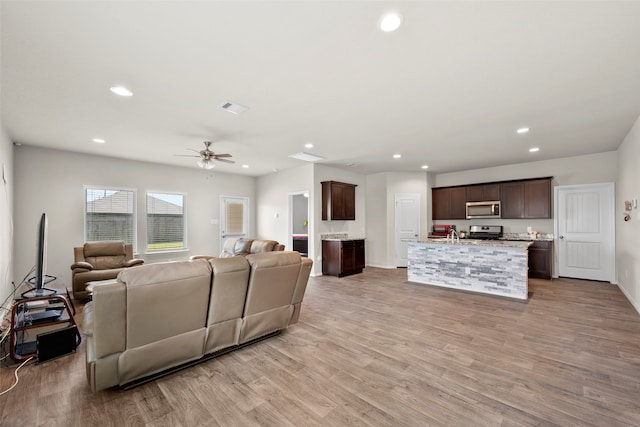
[22,213,56,298]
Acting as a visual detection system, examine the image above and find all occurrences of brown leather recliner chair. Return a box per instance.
[70,241,144,300]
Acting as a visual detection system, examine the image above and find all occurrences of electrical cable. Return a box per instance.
[0,356,33,396]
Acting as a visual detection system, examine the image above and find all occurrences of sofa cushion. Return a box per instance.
[250,240,278,253]
[84,241,126,257]
[233,238,254,256]
[244,251,302,316]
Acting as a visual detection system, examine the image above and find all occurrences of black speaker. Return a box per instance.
[36,325,79,363]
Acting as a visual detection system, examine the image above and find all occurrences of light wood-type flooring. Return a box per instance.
[1,267,640,426]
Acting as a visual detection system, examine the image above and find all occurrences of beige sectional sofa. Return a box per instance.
[82,251,312,392]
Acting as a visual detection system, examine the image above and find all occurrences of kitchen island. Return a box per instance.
[408,239,533,300]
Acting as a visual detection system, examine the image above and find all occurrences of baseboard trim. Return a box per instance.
[617,283,640,315]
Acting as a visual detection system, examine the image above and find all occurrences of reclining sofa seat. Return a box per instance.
[83,251,312,392]
[70,241,144,300]
[219,238,285,258]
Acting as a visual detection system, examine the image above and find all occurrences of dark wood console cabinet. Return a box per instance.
[322,181,357,220]
[528,240,552,280]
[322,239,365,277]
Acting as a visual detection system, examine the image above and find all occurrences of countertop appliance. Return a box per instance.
[466,201,501,219]
[468,225,503,240]
[432,224,456,237]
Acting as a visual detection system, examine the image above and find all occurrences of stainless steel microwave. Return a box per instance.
[466,201,501,219]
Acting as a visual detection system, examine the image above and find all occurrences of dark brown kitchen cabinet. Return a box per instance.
[322,239,365,277]
[528,240,552,279]
[501,182,525,219]
[322,181,356,220]
[501,178,551,219]
[432,187,466,220]
[524,179,551,218]
[466,184,501,202]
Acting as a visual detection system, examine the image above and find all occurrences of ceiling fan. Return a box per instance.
[177,141,235,169]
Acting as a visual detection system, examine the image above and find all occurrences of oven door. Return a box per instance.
[466,201,501,219]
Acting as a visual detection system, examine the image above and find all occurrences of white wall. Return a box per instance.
[13,146,255,288]
[291,194,309,235]
[255,163,314,260]
[0,124,14,307]
[431,151,618,235]
[616,116,640,312]
[365,173,387,268]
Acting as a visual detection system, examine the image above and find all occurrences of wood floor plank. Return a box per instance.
[2,268,640,426]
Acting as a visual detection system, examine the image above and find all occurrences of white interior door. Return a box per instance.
[395,193,420,267]
[555,183,615,282]
[220,196,249,251]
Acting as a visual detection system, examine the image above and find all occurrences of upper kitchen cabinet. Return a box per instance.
[466,184,501,202]
[501,177,552,219]
[321,181,357,220]
[432,187,466,220]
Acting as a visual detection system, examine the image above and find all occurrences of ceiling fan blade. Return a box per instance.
[175,154,201,158]
[214,158,235,164]
[213,153,232,158]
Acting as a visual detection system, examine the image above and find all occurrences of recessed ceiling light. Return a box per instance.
[242,164,249,168]
[110,86,133,97]
[393,154,402,159]
[92,138,106,144]
[529,147,540,152]
[304,143,314,149]
[517,127,530,134]
[379,13,402,32]
[421,165,429,169]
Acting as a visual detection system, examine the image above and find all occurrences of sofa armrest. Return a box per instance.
[292,258,313,305]
[71,261,94,271]
[124,258,144,267]
[91,281,127,358]
[82,301,95,336]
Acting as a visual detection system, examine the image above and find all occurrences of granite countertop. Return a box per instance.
[420,238,533,248]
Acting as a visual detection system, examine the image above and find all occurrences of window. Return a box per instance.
[146,192,186,252]
[221,196,248,239]
[85,187,136,249]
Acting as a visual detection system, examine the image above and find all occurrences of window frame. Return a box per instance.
[145,190,188,254]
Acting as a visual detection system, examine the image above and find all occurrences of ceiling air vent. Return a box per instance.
[288,152,325,162]
[220,101,249,114]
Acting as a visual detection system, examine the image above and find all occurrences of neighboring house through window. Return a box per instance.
[146,192,186,252]
[85,187,136,250]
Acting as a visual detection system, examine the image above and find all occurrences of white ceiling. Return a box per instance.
[2,1,640,177]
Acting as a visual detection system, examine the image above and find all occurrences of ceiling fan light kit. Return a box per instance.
[176,140,235,169]
[197,159,215,169]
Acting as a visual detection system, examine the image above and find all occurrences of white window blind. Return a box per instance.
[226,202,245,235]
[147,192,186,251]
[85,188,136,248]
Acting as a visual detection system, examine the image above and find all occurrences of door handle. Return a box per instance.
[559,235,564,239]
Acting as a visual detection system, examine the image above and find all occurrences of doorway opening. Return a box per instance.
[289,192,309,257]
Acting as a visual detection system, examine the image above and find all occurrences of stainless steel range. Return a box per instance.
[468,225,503,240]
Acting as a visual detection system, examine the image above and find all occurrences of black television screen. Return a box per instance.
[22,213,56,298]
